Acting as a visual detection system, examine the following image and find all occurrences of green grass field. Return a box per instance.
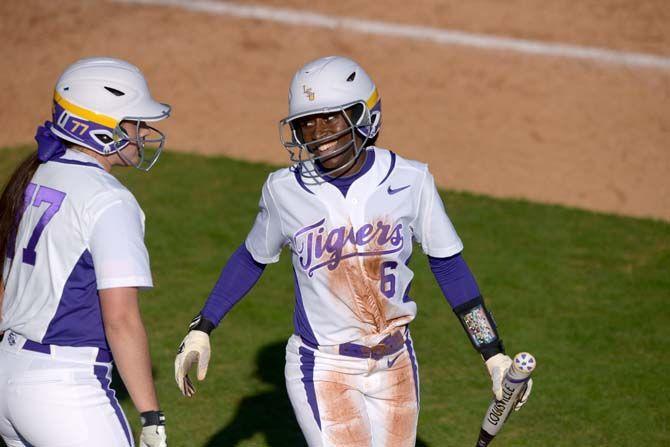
[1,146,669,446]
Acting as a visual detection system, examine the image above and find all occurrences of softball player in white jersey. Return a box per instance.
[0,57,169,447]
[175,56,531,446]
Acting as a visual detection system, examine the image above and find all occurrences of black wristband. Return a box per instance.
[479,340,505,361]
[188,313,216,335]
[453,296,505,358]
[140,410,165,427]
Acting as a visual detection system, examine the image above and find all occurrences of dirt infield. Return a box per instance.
[1,0,668,220]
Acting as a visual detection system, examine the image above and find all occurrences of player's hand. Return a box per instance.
[139,411,167,447]
[514,377,533,411]
[174,330,211,397]
[485,353,513,401]
[140,426,167,447]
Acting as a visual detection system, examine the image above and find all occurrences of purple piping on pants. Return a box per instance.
[404,335,420,406]
[299,346,321,430]
[94,365,133,446]
[16,431,35,447]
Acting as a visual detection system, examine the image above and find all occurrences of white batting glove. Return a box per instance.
[175,330,211,397]
[140,425,167,447]
[514,378,533,411]
[485,353,513,401]
[139,411,167,447]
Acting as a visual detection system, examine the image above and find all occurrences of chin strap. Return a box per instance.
[453,296,504,360]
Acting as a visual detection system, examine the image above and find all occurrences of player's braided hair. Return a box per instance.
[0,152,41,289]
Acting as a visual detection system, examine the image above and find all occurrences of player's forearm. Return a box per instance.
[429,254,504,359]
[453,296,504,360]
[200,243,266,326]
[100,287,160,413]
[105,312,160,413]
[428,253,481,308]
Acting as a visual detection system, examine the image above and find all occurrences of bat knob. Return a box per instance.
[513,352,536,373]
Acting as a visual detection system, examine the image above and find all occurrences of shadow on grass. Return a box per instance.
[204,340,431,447]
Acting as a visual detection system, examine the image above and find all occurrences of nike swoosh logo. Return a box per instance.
[387,185,410,195]
[387,353,402,368]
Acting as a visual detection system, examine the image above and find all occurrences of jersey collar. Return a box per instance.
[318,149,376,197]
[52,149,105,170]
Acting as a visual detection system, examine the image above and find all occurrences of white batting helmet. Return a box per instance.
[279,56,382,177]
[50,57,171,171]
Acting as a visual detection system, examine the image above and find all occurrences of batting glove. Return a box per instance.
[485,353,513,401]
[514,378,533,411]
[139,411,167,447]
[175,315,213,397]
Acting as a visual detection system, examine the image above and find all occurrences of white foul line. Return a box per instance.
[117,0,670,70]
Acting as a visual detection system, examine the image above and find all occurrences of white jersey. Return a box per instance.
[245,147,463,346]
[1,150,152,352]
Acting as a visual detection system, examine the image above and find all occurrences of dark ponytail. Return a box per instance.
[0,152,41,285]
[0,122,67,286]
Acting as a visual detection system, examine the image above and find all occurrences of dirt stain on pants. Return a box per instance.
[315,351,418,447]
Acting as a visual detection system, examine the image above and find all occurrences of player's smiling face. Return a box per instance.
[297,109,362,173]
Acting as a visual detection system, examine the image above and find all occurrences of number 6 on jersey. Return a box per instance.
[380,260,398,298]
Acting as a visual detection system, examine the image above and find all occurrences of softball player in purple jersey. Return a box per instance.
[0,57,169,447]
[175,56,532,446]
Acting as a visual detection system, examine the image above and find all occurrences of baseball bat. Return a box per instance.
[475,352,536,447]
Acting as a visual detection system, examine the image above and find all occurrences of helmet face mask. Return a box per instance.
[50,57,171,171]
[279,56,382,181]
[113,120,167,172]
[280,100,371,176]
[282,109,360,183]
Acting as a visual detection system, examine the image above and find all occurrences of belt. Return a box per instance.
[303,330,406,361]
[3,331,113,363]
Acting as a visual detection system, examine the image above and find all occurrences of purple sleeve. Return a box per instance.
[428,253,481,309]
[201,243,267,326]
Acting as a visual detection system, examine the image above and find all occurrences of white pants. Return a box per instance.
[0,331,133,447]
[285,332,420,447]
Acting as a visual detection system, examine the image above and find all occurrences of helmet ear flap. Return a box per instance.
[348,102,377,141]
[347,103,369,127]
